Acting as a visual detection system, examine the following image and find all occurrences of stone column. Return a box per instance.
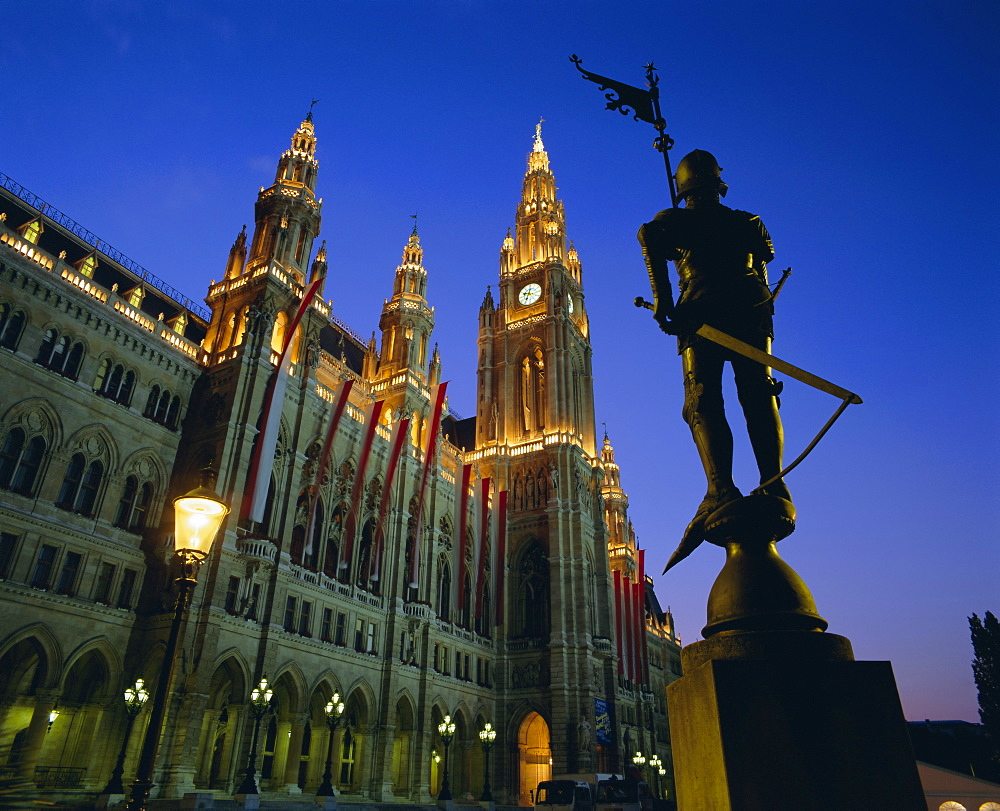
[370,720,396,801]
[16,689,60,784]
[281,713,307,793]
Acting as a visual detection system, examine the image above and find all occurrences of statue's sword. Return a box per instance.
[634,297,862,490]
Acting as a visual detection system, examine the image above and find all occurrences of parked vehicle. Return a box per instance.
[535,779,596,811]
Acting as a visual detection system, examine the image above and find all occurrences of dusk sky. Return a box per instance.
[2,1,996,722]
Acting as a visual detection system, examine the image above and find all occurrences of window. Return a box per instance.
[436,557,451,620]
[0,532,19,579]
[298,601,312,637]
[321,607,333,642]
[93,562,116,603]
[55,551,82,596]
[246,583,261,622]
[354,618,364,652]
[0,428,46,497]
[143,386,181,429]
[284,596,298,632]
[365,622,376,654]
[0,304,25,350]
[56,454,103,515]
[225,576,240,614]
[19,219,43,244]
[35,329,84,378]
[95,361,135,405]
[115,476,153,532]
[29,544,57,589]
[334,612,346,646]
[117,568,137,609]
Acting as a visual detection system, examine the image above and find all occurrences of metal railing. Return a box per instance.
[0,172,211,321]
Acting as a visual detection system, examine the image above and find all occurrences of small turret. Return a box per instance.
[225,226,248,280]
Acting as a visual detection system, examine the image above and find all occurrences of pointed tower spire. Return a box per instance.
[601,430,635,576]
[513,118,564,266]
[245,115,323,285]
[224,225,248,279]
[377,226,435,382]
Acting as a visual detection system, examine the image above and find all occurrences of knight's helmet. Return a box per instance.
[675,149,728,200]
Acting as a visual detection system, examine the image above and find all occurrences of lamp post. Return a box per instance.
[437,714,456,801]
[46,709,59,733]
[126,470,229,811]
[316,692,345,797]
[632,751,645,773]
[102,679,150,795]
[647,754,661,799]
[479,721,496,802]
[235,676,273,796]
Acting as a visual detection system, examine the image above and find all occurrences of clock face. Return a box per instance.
[567,293,574,314]
[518,283,542,306]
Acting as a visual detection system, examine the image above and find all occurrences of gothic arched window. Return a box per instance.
[0,303,26,350]
[515,541,549,639]
[0,428,46,497]
[56,453,103,515]
[436,555,451,621]
[115,475,154,532]
[519,346,546,433]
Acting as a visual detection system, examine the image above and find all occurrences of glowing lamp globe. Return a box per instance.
[173,478,229,555]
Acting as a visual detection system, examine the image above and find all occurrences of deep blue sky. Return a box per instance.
[2,1,996,722]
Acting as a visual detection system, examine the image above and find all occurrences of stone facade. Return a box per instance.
[0,116,681,805]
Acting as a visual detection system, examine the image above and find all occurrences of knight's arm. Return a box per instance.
[637,219,678,327]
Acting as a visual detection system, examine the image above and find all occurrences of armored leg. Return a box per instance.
[682,343,742,507]
[732,344,790,501]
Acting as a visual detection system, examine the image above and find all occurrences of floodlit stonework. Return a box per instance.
[0,116,681,805]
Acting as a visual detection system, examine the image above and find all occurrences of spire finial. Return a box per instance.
[410,213,419,237]
[533,117,546,152]
[306,98,320,122]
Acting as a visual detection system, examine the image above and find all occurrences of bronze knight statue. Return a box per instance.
[638,150,790,570]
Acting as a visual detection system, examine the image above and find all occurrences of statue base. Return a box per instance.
[667,631,924,809]
[667,497,923,809]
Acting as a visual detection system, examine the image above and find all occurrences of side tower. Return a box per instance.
[476,123,614,789]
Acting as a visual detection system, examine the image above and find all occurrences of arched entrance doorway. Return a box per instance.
[518,712,551,806]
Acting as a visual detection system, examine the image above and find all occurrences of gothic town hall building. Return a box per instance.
[0,115,681,806]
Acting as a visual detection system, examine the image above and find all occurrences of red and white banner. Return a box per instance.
[492,489,508,626]
[304,378,354,554]
[613,570,625,676]
[453,464,473,614]
[473,477,491,621]
[410,382,448,589]
[370,415,410,583]
[244,277,324,523]
[637,549,649,685]
[340,399,386,573]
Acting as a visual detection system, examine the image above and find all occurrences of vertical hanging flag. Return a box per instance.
[303,378,354,554]
[474,477,491,621]
[410,382,448,589]
[243,277,324,523]
[369,415,410,584]
[613,570,625,676]
[340,399,386,574]
[637,549,649,685]
[623,570,635,683]
[453,464,473,615]
[493,489,508,626]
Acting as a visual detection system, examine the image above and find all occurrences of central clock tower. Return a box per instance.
[475,123,612,777]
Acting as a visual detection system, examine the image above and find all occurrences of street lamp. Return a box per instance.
[632,751,645,769]
[46,708,59,733]
[316,692,345,797]
[479,721,496,802]
[235,676,274,796]
[103,679,150,795]
[437,713,456,801]
[647,754,661,799]
[126,469,229,811]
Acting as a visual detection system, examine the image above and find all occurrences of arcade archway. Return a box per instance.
[517,712,551,805]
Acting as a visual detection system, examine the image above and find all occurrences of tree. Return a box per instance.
[970,612,1000,738]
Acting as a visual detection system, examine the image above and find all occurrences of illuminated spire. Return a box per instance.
[377,227,435,380]
[510,119,563,266]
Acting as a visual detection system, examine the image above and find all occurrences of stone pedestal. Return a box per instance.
[666,631,925,810]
